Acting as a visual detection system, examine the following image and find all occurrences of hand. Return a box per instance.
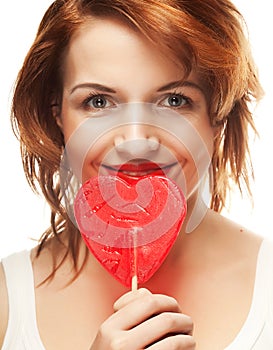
[90,288,196,349]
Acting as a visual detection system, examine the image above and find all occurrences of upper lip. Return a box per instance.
[100,161,177,176]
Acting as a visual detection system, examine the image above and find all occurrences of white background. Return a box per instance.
[0,1,272,258]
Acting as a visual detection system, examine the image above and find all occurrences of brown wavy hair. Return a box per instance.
[11,0,263,274]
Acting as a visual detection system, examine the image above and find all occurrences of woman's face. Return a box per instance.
[59,17,214,201]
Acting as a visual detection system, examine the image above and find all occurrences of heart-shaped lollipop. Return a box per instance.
[74,175,186,288]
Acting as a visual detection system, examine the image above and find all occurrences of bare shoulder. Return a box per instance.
[0,262,8,348]
[204,209,264,257]
[30,237,77,286]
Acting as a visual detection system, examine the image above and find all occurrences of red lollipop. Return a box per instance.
[74,175,186,288]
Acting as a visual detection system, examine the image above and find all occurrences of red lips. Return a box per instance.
[102,161,173,182]
[119,161,163,172]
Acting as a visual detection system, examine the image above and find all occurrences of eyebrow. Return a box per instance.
[70,83,117,95]
[156,80,205,95]
[70,80,205,96]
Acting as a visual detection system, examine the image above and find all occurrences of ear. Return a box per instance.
[51,103,63,129]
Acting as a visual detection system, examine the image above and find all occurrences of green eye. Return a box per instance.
[89,96,107,108]
[82,93,115,112]
[167,94,187,107]
[159,93,190,109]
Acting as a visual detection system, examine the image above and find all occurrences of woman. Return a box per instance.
[0,0,270,349]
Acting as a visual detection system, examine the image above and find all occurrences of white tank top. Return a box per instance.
[2,239,273,349]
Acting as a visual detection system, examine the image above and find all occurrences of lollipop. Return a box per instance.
[74,175,186,289]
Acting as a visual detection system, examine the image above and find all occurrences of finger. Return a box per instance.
[109,293,182,330]
[129,312,194,348]
[114,288,151,311]
[147,334,196,349]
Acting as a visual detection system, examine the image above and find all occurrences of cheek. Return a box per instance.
[173,119,214,163]
[60,99,87,143]
[63,120,116,182]
[81,139,110,180]
[201,128,214,158]
[179,121,214,192]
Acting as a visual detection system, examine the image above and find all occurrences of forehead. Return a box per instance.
[62,17,186,90]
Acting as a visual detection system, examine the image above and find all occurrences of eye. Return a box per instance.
[160,93,190,108]
[91,96,107,108]
[83,94,113,110]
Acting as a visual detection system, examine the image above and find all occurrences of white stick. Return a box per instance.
[130,227,139,291]
[131,274,138,291]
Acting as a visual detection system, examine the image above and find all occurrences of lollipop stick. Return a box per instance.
[130,227,139,291]
[131,275,138,291]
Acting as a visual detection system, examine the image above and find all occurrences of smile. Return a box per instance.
[100,161,178,179]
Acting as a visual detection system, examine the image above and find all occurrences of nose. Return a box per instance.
[114,124,160,158]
